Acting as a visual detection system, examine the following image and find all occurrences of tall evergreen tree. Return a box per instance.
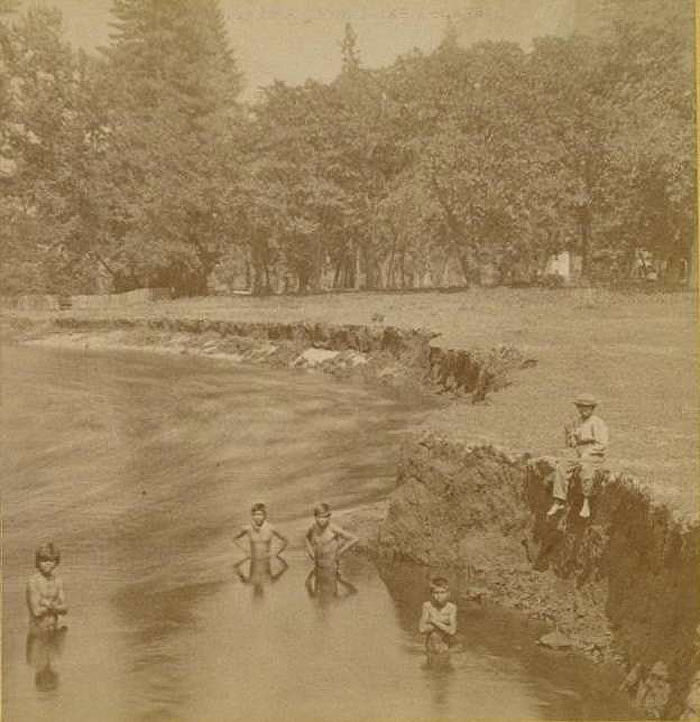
[89,0,244,294]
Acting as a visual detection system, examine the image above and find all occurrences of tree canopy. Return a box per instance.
[1,0,695,295]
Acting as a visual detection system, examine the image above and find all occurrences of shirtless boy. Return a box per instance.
[305,503,358,572]
[304,503,358,599]
[419,577,457,656]
[233,504,289,559]
[234,503,289,560]
[26,542,68,634]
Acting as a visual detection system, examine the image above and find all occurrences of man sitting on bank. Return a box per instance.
[547,393,609,519]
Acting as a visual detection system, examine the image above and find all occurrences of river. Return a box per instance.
[1,345,639,721]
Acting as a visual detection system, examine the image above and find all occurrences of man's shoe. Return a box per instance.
[579,499,591,519]
[547,501,565,517]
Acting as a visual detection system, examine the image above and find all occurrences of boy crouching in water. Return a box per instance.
[419,577,457,659]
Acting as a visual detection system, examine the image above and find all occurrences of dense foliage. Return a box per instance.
[0,0,695,295]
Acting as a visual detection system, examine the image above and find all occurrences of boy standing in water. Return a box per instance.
[419,577,457,656]
[305,503,359,600]
[305,503,358,572]
[26,542,68,633]
[234,503,289,560]
[26,542,68,691]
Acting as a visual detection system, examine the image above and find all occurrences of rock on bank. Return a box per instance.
[376,434,699,720]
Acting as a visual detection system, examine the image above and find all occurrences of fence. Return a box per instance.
[1,287,172,312]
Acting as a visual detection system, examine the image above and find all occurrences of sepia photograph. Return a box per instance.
[1,0,697,720]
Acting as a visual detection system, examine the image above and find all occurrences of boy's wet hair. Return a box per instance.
[251,502,267,514]
[314,502,331,517]
[430,576,449,590]
[35,542,60,568]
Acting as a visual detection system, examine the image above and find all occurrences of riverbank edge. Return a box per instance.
[370,434,700,721]
[3,314,698,719]
[1,314,535,401]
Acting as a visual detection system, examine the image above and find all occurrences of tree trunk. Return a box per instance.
[578,209,592,280]
[333,259,342,288]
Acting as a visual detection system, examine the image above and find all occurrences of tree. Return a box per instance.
[340,22,360,74]
[601,1,695,284]
[0,4,92,293]
[85,0,244,295]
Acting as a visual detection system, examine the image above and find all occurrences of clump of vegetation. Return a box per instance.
[0,0,694,296]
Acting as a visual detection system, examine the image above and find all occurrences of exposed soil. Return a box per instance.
[2,315,534,402]
[3,310,698,719]
[374,434,700,720]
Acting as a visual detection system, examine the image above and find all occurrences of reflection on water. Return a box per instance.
[235,555,289,599]
[422,658,454,714]
[2,346,640,722]
[304,566,358,606]
[26,628,67,693]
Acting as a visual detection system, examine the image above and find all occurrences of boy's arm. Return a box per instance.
[333,525,359,556]
[26,578,49,618]
[53,578,68,615]
[233,557,250,582]
[443,604,457,636]
[426,605,457,636]
[271,527,289,555]
[270,556,289,581]
[305,528,315,560]
[233,527,249,552]
[418,603,434,634]
[304,568,317,596]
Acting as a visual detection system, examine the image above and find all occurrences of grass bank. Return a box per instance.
[4,287,697,516]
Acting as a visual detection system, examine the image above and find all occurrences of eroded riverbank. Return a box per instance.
[374,435,700,720]
[3,314,698,719]
[3,314,535,402]
[2,345,643,722]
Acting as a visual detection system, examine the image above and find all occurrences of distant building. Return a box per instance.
[544,250,582,283]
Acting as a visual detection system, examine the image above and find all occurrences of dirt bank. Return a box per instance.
[4,311,697,718]
[374,434,700,720]
[2,315,533,401]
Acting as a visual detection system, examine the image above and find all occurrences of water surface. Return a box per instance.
[2,346,638,721]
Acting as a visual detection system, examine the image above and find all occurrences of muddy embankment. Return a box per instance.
[6,314,698,718]
[374,435,700,720]
[3,315,534,401]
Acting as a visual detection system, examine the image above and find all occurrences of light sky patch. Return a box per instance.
[17,0,576,99]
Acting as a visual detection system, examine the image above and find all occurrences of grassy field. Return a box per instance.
[8,287,698,515]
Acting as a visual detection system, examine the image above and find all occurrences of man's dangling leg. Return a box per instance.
[547,461,570,516]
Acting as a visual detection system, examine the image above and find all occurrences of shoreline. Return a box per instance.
[3,310,699,719]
